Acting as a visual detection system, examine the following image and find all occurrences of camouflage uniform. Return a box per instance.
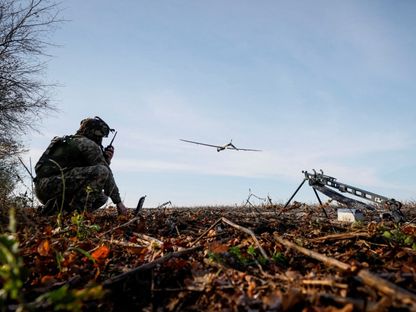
[34,117,122,214]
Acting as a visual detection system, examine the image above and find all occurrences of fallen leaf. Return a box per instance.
[61,251,77,267]
[245,275,256,297]
[43,225,53,235]
[37,239,51,256]
[91,245,110,264]
[41,275,56,285]
[208,241,228,253]
[262,290,282,310]
[402,224,416,236]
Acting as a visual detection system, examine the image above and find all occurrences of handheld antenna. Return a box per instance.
[108,131,117,147]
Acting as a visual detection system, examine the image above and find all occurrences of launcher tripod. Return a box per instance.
[285,170,405,222]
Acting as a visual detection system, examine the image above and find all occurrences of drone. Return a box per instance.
[180,139,262,152]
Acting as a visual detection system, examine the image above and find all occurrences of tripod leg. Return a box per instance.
[284,179,307,208]
[313,187,329,219]
[313,188,323,205]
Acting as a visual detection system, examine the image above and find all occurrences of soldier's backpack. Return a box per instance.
[34,135,80,179]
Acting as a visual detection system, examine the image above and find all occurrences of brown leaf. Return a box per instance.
[245,275,256,297]
[402,224,416,236]
[208,241,228,253]
[262,290,282,310]
[43,225,53,236]
[37,239,51,257]
[61,251,77,267]
[91,245,110,264]
[41,275,56,285]
[207,229,217,237]
[126,246,148,256]
[395,250,408,259]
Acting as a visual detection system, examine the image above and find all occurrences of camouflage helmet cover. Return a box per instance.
[76,116,114,138]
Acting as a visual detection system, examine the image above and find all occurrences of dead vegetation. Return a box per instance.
[2,203,416,311]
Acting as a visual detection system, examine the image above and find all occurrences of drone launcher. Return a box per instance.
[286,170,405,222]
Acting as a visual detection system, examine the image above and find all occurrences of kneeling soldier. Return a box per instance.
[34,116,128,215]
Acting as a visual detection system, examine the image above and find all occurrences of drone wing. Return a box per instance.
[233,147,262,152]
[180,139,221,149]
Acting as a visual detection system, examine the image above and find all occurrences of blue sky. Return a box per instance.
[25,0,416,208]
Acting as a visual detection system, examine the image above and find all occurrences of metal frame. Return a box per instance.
[285,169,404,222]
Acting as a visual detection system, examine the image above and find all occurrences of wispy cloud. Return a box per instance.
[116,126,412,187]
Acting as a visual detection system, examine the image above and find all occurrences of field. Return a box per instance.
[2,203,416,311]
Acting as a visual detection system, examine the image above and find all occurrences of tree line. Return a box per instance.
[0,0,62,208]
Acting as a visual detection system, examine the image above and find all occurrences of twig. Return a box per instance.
[204,258,267,286]
[220,217,269,260]
[156,201,172,209]
[314,293,384,312]
[103,246,202,287]
[152,287,205,292]
[99,215,141,237]
[405,216,416,224]
[310,231,369,242]
[190,217,269,260]
[190,218,222,247]
[254,259,289,282]
[273,233,416,308]
[18,156,34,180]
[132,232,164,245]
[103,239,146,248]
[244,190,264,216]
[302,279,348,289]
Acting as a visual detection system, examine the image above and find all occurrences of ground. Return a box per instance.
[1,203,416,311]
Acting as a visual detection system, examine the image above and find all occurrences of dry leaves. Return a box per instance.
[8,204,416,311]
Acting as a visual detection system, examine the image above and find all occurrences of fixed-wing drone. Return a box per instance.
[180,139,262,152]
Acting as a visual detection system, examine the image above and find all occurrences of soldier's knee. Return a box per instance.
[94,164,110,176]
[89,165,111,184]
[34,176,62,203]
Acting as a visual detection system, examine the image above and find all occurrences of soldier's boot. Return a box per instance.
[87,193,108,212]
[67,196,88,212]
[68,194,104,213]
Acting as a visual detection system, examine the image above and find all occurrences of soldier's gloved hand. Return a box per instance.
[104,146,114,163]
[116,202,128,215]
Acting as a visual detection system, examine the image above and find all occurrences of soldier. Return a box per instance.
[34,116,128,215]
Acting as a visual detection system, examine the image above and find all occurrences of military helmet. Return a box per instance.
[77,116,114,138]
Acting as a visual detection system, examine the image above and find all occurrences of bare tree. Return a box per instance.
[0,0,62,201]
